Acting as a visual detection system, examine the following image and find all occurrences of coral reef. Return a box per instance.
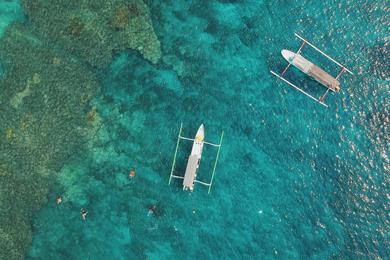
[0,165,50,260]
[0,0,162,258]
[22,0,162,67]
[10,73,41,109]
[0,23,98,259]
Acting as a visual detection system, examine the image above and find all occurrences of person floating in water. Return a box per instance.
[148,205,157,216]
[81,208,88,221]
[129,168,136,178]
[56,196,62,205]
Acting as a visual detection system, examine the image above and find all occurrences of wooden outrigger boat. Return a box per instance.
[270,33,353,107]
[168,123,224,193]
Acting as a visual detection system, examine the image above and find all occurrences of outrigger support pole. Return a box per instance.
[168,122,183,185]
[294,33,353,75]
[319,88,330,103]
[270,70,329,107]
[280,63,291,76]
[281,41,306,77]
[296,41,306,54]
[335,67,346,80]
[208,131,224,194]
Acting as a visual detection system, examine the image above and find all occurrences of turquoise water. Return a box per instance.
[0,0,22,37]
[0,0,389,259]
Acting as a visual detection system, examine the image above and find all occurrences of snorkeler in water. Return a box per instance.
[129,168,136,178]
[81,208,88,221]
[56,196,62,205]
[148,205,157,216]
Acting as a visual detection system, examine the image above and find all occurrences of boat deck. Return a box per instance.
[183,155,198,190]
[308,65,340,92]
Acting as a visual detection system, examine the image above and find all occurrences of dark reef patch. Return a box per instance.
[368,40,389,80]
[22,0,161,67]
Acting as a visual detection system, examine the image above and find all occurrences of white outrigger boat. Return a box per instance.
[168,123,224,193]
[270,33,353,107]
[183,124,204,191]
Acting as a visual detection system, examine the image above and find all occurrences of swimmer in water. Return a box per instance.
[81,208,88,221]
[56,196,62,205]
[129,168,136,178]
[148,205,156,216]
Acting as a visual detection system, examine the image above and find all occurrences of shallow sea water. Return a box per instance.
[1,0,389,259]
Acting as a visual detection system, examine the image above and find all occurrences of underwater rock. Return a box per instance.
[86,106,103,134]
[5,128,14,142]
[111,4,131,29]
[66,17,85,37]
[87,107,99,123]
[22,0,162,67]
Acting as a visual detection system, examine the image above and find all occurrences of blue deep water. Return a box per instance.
[1,0,389,259]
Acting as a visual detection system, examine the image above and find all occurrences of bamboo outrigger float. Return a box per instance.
[168,123,224,193]
[270,33,353,107]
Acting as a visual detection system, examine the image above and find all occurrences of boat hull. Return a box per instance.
[183,124,205,191]
[282,50,340,92]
